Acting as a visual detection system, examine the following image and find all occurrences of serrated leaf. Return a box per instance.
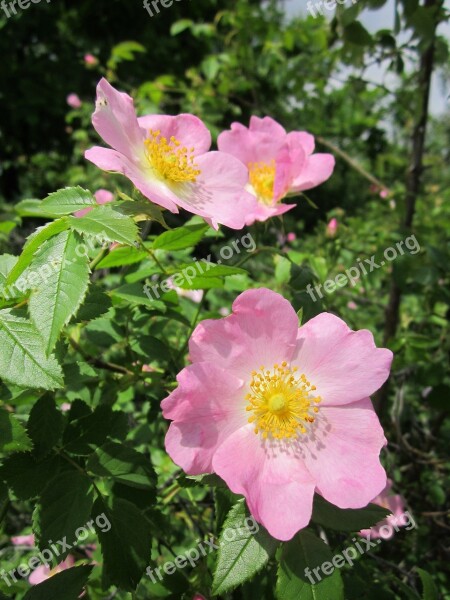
[27,396,64,458]
[63,405,128,455]
[417,568,439,600]
[95,246,147,269]
[28,230,91,355]
[0,309,63,390]
[75,289,112,322]
[35,471,94,557]
[0,254,18,286]
[170,18,193,36]
[153,223,209,251]
[93,496,153,591]
[68,205,139,246]
[0,453,65,500]
[87,441,156,490]
[276,529,344,600]
[311,495,391,531]
[0,408,32,453]
[40,187,97,216]
[212,500,278,595]
[118,199,168,228]
[22,565,92,600]
[6,219,69,287]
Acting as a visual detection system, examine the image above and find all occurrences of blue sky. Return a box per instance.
[282,0,450,115]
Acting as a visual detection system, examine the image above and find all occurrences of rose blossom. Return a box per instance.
[162,288,392,540]
[85,79,256,230]
[217,117,335,224]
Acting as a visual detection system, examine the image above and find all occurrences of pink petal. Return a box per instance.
[274,142,306,200]
[138,114,211,156]
[189,288,298,380]
[290,153,335,193]
[212,424,316,540]
[291,312,393,406]
[245,200,295,225]
[84,146,179,213]
[218,123,283,165]
[302,398,387,508]
[91,78,144,160]
[249,116,287,141]
[94,189,114,205]
[29,565,50,585]
[174,151,258,230]
[286,131,315,156]
[162,363,245,474]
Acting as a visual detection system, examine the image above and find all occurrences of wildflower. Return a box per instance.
[162,288,392,540]
[326,217,338,237]
[359,479,407,540]
[85,79,256,230]
[67,94,82,109]
[217,117,335,224]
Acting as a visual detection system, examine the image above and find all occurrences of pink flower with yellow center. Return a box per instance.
[217,117,335,224]
[359,479,407,540]
[162,288,392,541]
[85,79,256,230]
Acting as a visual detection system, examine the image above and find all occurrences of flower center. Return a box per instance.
[248,160,276,204]
[144,130,201,183]
[245,362,321,440]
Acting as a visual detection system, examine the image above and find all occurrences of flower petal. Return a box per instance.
[291,312,393,406]
[301,398,387,508]
[162,363,245,475]
[290,153,335,193]
[213,424,316,540]
[138,114,211,156]
[249,116,287,141]
[91,78,144,160]
[173,151,258,230]
[189,288,299,380]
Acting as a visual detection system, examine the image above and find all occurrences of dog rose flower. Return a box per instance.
[217,117,335,224]
[85,79,256,230]
[162,288,392,540]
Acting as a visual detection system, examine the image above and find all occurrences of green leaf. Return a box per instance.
[0,453,65,500]
[276,529,344,600]
[0,309,63,390]
[27,396,64,458]
[68,205,139,246]
[118,199,168,228]
[5,219,69,287]
[417,568,439,600]
[40,187,97,216]
[35,471,94,557]
[170,18,193,36]
[311,495,391,531]
[93,495,153,591]
[14,199,56,219]
[87,441,156,490]
[343,22,373,46]
[22,566,92,600]
[153,223,209,251]
[212,500,278,595]
[63,405,128,455]
[28,230,91,354]
[0,408,32,453]
[111,282,166,310]
[95,245,147,269]
[0,254,18,286]
[75,289,112,322]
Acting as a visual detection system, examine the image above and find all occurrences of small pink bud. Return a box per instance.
[326,218,338,237]
[347,301,357,310]
[84,53,98,66]
[66,93,82,109]
[379,189,388,199]
[286,232,296,242]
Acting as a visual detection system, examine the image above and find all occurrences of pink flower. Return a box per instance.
[11,534,35,547]
[217,117,335,224]
[85,79,256,230]
[162,288,392,540]
[286,232,296,242]
[359,480,407,540]
[29,556,75,585]
[67,94,82,109]
[326,217,338,237]
[379,189,388,199]
[347,301,357,310]
[74,188,114,218]
[84,53,98,66]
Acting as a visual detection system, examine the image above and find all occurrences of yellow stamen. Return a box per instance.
[248,160,276,204]
[246,363,320,440]
[144,130,201,182]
